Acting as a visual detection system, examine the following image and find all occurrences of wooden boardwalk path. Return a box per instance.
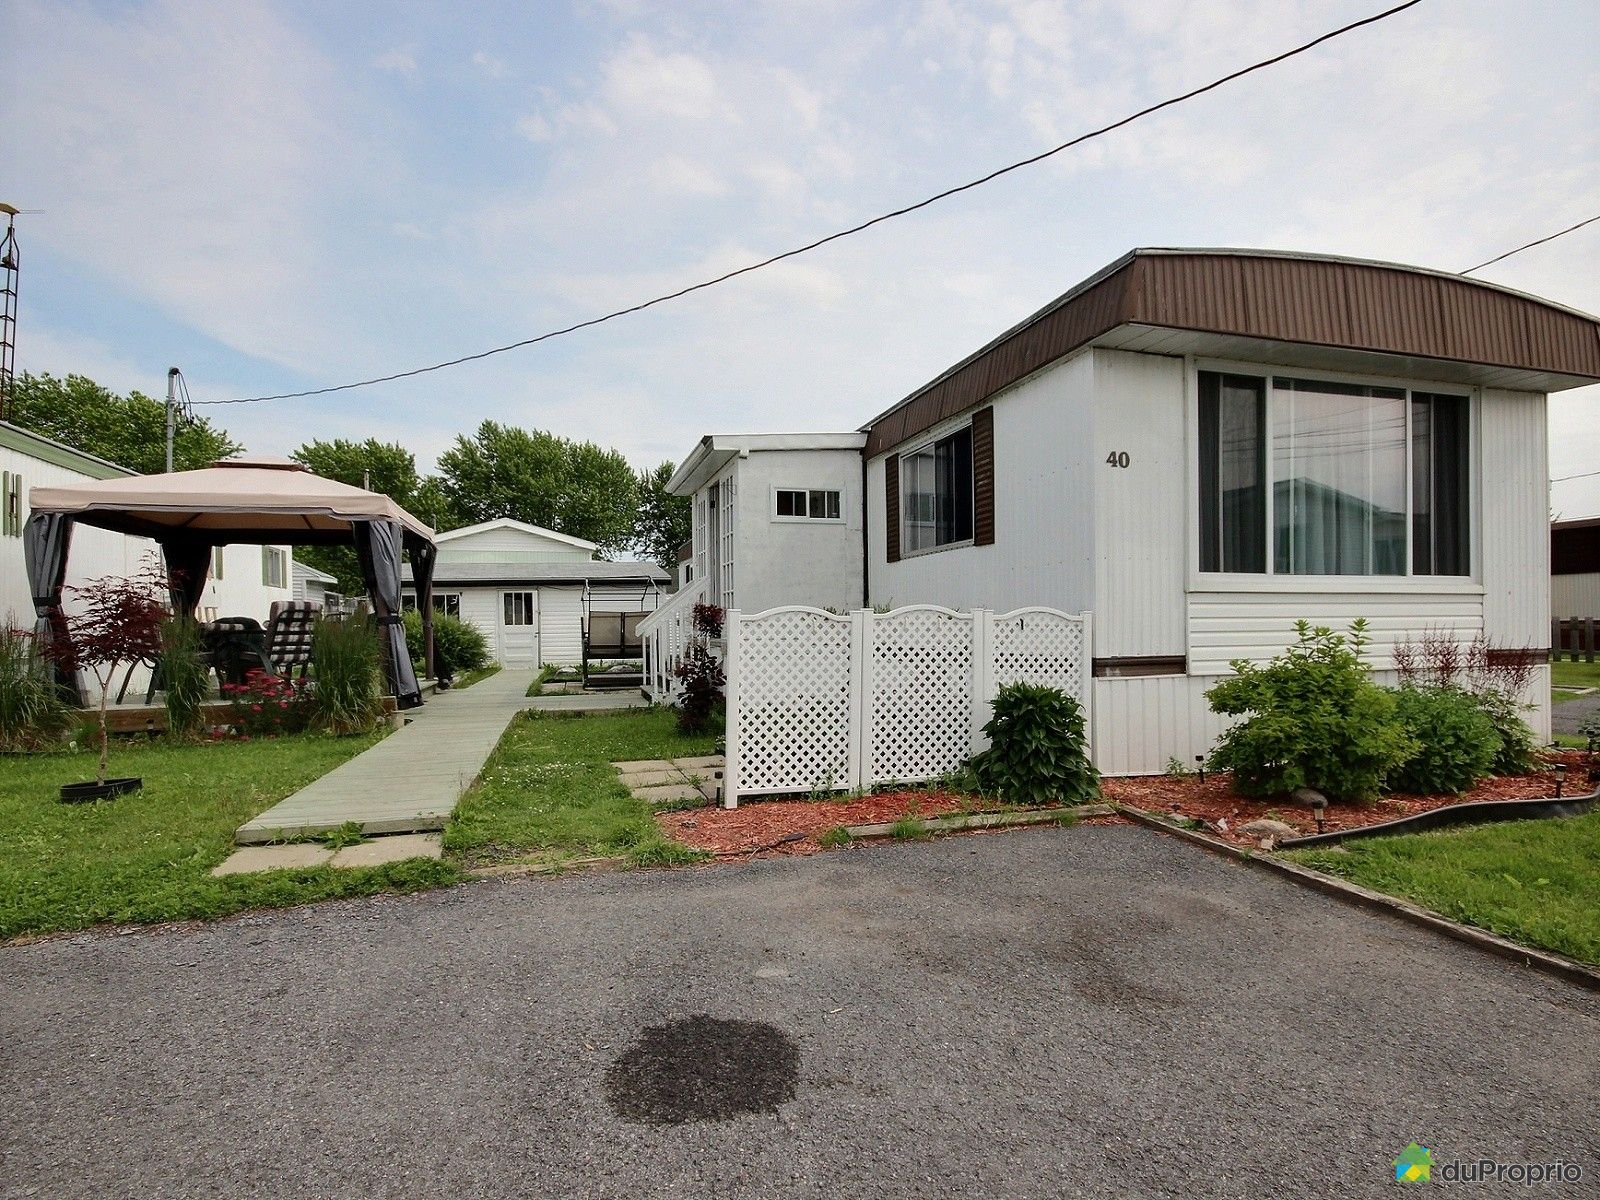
[235,671,646,844]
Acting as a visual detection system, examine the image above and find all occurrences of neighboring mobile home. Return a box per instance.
[660,248,1600,774]
[1551,516,1600,620]
[400,517,666,668]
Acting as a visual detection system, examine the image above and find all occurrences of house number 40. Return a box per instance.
[1105,451,1131,468]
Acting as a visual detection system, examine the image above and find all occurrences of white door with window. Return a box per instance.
[499,590,540,667]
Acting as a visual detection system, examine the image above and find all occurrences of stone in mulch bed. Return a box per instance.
[658,791,971,858]
[1100,750,1597,847]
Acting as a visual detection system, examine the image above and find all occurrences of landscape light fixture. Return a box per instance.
[1555,763,1567,800]
[1195,755,1205,783]
[1310,794,1328,834]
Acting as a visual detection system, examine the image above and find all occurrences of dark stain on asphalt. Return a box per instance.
[605,1015,800,1124]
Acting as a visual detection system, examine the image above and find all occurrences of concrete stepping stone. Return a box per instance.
[635,782,707,807]
[618,768,686,788]
[330,833,443,868]
[669,756,724,771]
[613,759,675,773]
[211,843,334,876]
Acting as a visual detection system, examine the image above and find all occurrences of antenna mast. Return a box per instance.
[0,204,19,423]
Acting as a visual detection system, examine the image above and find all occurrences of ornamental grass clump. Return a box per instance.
[0,622,73,752]
[1206,619,1415,803]
[159,615,211,740]
[310,614,385,735]
[971,682,1099,806]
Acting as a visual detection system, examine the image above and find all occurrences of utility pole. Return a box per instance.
[164,367,180,472]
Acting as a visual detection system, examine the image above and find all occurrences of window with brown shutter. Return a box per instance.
[972,407,994,546]
[884,455,900,563]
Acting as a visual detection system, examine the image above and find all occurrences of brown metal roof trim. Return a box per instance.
[862,249,1600,458]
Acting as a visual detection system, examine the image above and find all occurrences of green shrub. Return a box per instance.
[311,615,385,735]
[970,682,1100,806]
[402,608,490,680]
[1469,688,1541,775]
[0,623,72,752]
[1206,620,1415,802]
[159,616,211,740]
[1388,687,1501,794]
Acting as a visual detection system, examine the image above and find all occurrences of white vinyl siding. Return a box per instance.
[1553,574,1600,619]
[868,349,1096,615]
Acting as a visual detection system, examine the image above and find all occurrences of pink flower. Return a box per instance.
[250,704,262,712]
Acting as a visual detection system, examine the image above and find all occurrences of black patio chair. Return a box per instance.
[205,617,270,688]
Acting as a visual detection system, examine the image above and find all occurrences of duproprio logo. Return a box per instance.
[1395,1144,1433,1183]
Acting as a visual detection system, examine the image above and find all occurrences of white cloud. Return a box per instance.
[601,36,728,121]
[374,46,417,73]
[472,50,508,79]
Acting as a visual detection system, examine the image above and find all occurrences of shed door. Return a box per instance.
[499,590,540,667]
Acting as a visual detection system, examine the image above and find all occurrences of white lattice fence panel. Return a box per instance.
[733,609,854,795]
[868,607,973,784]
[992,608,1088,695]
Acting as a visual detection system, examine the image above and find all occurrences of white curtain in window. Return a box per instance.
[1272,380,1406,576]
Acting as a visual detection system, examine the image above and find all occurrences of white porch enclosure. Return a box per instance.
[723,605,1092,807]
[639,576,710,702]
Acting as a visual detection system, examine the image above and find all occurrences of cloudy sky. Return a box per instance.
[3,0,1598,511]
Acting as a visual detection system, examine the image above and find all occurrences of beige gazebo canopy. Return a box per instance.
[25,456,437,708]
[28,455,434,544]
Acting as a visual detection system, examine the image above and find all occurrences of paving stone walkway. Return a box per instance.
[235,669,541,844]
[615,755,724,807]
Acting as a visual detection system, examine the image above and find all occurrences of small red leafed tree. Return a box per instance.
[59,565,168,784]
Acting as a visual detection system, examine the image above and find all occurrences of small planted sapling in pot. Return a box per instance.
[53,565,169,801]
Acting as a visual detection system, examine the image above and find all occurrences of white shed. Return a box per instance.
[399,518,666,669]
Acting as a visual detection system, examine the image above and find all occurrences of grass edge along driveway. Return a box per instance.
[1286,812,1600,965]
[445,708,718,869]
[0,731,457,941]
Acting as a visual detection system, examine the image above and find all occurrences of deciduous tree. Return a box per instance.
[436,421,638,556]
[10,372,239,474]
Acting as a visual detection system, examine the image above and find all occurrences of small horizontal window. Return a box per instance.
[774,488,842,520]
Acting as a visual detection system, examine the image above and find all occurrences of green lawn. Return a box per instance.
[445,708,717,868]
[0,733,458,940]
[1551,658,1600,699]
[1287,814,1600,964]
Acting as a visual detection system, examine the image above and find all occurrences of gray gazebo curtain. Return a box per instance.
[22,511,81,702]
[406,532,437,681]
[160,538,213,617]
[355,519,422,709]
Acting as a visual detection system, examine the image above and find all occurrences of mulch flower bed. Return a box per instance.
[658,751,1596,858]
[1101,749,1597,847]
[658,791,972,858]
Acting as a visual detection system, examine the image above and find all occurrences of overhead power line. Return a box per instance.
[1461,214,1600,275]
[197,0,1425,407]
[1553,468,1600,484]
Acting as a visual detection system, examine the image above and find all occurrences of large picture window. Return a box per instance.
[1199,370,1469,578]
[901,425,973,553]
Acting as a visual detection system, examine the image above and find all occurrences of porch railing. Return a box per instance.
[639,576,708,702]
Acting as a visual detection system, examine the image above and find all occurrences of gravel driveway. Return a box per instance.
[3,825,1596,1199]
